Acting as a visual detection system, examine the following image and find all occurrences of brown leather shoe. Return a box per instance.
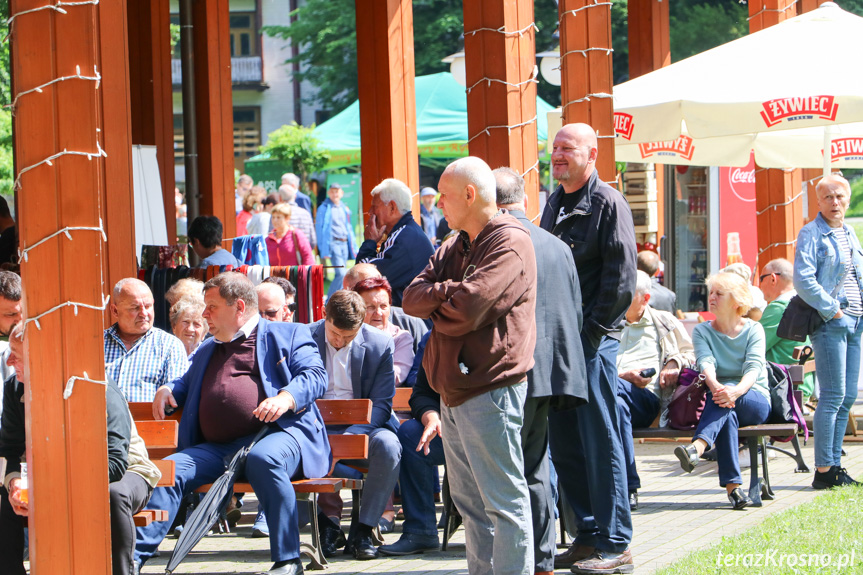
[570,548,634,574]
[554,543,596,568]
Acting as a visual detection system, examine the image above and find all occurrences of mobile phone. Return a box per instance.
[639,367,656,378]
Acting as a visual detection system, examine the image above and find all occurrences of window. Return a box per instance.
[233,107,261,166]
[230,13,257,57]
[173,114,184,163]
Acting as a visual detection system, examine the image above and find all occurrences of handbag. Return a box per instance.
[777,263,849,342]
[667,368,707,430]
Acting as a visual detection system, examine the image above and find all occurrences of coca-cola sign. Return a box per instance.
[725,154,756,203]
[828,138,863,162]
[638,136,695,160]
[614,112,634,140]
[760,95,838,128]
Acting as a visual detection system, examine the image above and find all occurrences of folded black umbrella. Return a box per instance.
[165,426,270,574]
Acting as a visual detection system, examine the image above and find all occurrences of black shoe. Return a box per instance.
[379,533,440,556]
[727,488,751,510]
[674,444,699,473]
[836,467,862,486]
[813,466,846,490]
[259,558,304,575]
[318,514,346,558]
[347,530,380,560]
[628,491,639,511]
[378,517,394,534]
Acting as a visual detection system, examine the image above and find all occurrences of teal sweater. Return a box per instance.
[692,319,770,400]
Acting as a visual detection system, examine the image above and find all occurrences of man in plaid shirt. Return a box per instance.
[104,278,189,402]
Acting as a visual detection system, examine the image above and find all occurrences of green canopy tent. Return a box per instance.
[246,72,556,184]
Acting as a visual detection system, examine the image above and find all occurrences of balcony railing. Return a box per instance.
[171,56,263,85]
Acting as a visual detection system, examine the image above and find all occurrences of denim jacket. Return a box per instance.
[793,213,863,321]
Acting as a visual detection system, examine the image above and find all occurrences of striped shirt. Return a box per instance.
[104,325,190,403]
[834,227,863,316]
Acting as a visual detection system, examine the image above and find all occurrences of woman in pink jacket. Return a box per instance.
[266,203,314,266]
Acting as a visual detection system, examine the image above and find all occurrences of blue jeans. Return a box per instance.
[810,313,863,468]
[549,336,632,553]
[134,429,302,564]
[397,418,445,538]
[441,383,533,575]
[327,239,349,298]
[694,389,770,487]
[616,378,660,492]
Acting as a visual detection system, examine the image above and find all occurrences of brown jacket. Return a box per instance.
[402,213,537,407]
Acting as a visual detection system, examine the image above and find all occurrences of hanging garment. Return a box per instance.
[231,235,270,266]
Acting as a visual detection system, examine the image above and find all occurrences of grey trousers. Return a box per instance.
[110,472,152,575]
[522,396,555,572]
[319,426,402,528]
[441,383,533,575]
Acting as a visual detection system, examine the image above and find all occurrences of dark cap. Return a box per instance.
[328,182,342,190]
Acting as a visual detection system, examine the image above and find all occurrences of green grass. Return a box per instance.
[851,220,863,243]
[655,485,863,575]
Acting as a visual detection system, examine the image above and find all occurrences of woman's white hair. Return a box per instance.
[371,178,413,214]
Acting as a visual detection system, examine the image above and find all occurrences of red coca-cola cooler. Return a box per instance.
[661,155,758,313]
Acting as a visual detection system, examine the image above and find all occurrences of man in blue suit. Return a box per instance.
[309,290,400,560]
[134,272,329,575]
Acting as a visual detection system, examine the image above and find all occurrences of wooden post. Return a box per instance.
[193,0,236,236]
[10,1,112,572]
[462,0,540,220]
[355,0,420,221]
[749,0,802,265]
[558,0,616,184]
[627,0,670,241]
[128,0,176,246]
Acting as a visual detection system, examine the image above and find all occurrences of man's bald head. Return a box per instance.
[257,282,288,322]
[344,263,382,290]
[551,122,599,191]
[111,278,155,338]
[443,157,497,204]
[438,157,499,239]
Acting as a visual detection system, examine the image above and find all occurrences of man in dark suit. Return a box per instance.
[309,290,400,560]
[637,250,677,314]
[136,272,329,575]
[494,167,588,575]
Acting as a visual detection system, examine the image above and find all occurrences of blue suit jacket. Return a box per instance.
[309,320,397,433]
[169,319,331,479]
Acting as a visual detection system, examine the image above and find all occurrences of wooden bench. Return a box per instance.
[631,423,804,506]
[132,419,178,528]
[130,399,372,570]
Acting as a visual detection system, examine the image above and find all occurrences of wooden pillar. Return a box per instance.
[11,1,111,572]
[559,0,616,183]
[749,0,801,265]
[463,0,540,220]
[193,0,236,237]
[128,0,176,246]
[355,0,420,220]
[97,0,138,288]
[627,0,670,241]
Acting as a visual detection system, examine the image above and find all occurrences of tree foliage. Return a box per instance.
[260,123,330,186]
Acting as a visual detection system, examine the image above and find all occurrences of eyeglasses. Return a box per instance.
[758,272,779,283]
[259,309,281,319]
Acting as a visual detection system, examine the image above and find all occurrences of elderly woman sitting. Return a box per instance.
[674,271,771,510]
[352,276,415,385]
[170,294,207,358]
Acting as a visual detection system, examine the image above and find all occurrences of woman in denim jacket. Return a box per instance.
[793,174,863,489]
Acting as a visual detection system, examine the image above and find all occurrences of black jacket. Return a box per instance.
[357,212,435,306]
[509,210,587,408]
[0,376,130,483]
[539,171,637,349]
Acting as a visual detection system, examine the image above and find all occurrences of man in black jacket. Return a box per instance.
[0,324,157,575]
[540,123,637,575]
[357,179,434,306]
[494,167,588,575]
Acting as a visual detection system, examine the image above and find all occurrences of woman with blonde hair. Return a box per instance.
[674,271,771,509]
[169,294,207,358]
[266,203,314,266]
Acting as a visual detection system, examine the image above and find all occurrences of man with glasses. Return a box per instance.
[758,258,815,399]
[257,280,294,324]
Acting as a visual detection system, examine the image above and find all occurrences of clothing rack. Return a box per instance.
[138,264,325,330]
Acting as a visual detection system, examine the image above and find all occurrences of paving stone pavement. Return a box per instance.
[139,438,863,575]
